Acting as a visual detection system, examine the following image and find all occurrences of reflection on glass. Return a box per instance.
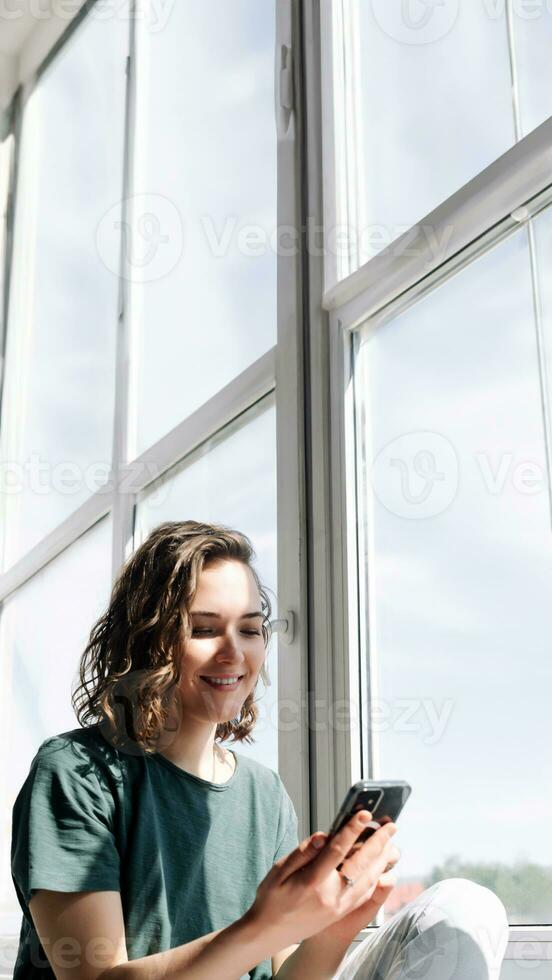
[0,516,112,933]
[132,0,276,454]
[356,216,552,925]
[1,13,128,569]
[135,394,278,770]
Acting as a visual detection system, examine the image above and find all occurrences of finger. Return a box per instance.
[382,845,401,873]
[374,842,401,883]
[302,810,375,880]
[343,823,398,879]
[365,873,397,911]
[338,829,400,870]
[376,870,397,889]
[274,832,330,883]
[346,871,398,927]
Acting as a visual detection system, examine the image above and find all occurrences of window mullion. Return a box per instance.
[275,0,311,840]
[111,5,137,582]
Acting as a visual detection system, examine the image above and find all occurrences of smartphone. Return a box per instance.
[328,780,412,868]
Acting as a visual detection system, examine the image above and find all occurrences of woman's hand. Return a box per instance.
[309,824,401,942]
[305,830,400,944]
[244,810,401,952]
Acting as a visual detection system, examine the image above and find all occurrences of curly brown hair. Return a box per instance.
[71,519,273,756]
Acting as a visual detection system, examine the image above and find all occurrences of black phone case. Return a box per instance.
[328,780,412,845]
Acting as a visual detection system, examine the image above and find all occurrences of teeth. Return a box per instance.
[203,676,241,686]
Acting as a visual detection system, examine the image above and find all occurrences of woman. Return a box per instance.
[11,520,508,979]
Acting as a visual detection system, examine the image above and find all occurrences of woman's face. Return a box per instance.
[177,558,268,724]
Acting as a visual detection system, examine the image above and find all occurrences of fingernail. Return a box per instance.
[359,812,372,825]
[312,835,325,849]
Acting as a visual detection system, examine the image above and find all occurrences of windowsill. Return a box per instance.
[350,924,552,962]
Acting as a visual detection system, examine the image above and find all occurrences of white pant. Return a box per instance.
[332,878,509,980]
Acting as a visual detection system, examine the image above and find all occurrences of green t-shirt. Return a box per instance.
[11,725,299,979]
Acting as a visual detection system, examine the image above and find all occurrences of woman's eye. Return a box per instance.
[192,628,261,636]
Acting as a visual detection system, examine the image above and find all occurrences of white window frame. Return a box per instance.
[304,0,552,960]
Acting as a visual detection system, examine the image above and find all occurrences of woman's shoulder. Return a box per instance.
[33,723,120,768]
[12,724,131,834]
[232,750,289,796]
[26,724,128,802]
[11,726,123,912]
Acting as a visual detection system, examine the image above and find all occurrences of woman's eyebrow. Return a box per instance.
[190,610,264,619]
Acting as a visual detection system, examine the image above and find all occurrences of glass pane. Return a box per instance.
[135,394,279,770]
[131,1,276,455]
[344,2,552,275]
[514,9,552,137]
[352,2,515,270]
[355,214,552,925]
[0,516,113,938]
[0,13,128,569]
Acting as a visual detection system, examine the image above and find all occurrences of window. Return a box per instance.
[0,516,112,939]
[130,0,277,455]
[317,0,552,960]
[0,2,306,971]
[0,11,128,569]
[135,394,279,769]
[325,0,552,281]
[354,206,552,926]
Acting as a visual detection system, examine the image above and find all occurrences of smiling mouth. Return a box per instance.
[200,675,245,690]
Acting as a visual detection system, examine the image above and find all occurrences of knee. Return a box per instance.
[392,879,509,980]
[420,877,509,943]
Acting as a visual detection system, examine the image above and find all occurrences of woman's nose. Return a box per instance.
[215,631,244,658]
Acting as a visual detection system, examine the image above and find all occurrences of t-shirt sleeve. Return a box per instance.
[273,778,299,863]
[11,739,121,911]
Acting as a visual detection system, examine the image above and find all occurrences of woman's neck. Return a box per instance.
[157,724,234,783]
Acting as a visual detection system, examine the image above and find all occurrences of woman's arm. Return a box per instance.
[29,814,398,980]
[108,912,279,980]
[29,889,276,980]
[272,933,351,979]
